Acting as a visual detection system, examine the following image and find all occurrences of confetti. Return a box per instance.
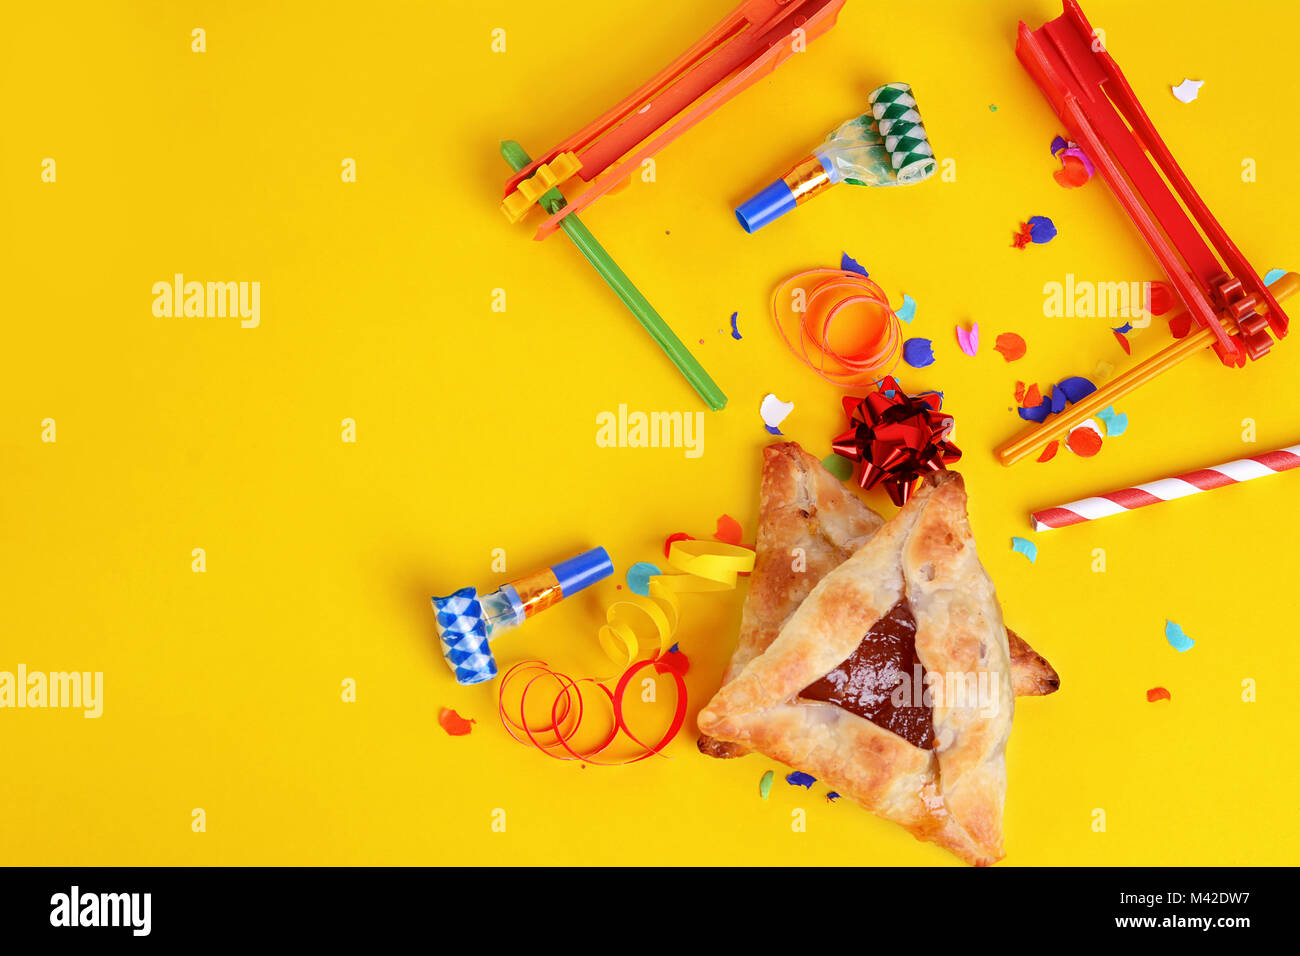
[903,337,935,368]
[1050,135,1069,156]
[956,322,980,357]
[663,532,694,558]
[1165,620,1195,653]
[759,770,774,799]
[438,707,475,736]
[840,252,869,278]
[1147,687,1172,703]
[1023,383,1042,407]
[1147,282,1174,316]
[1037,440,1060,463]
[1057,376,1097,403]
[1049,387,1067,415]
[826,792,841,803]
[786,771,817,789]
[1171,78,1204,103]
[1169,310,1193,339]
[1054,155,1091,188]
[1014,381,1026,404]
[896,293,917,323]
[730,312,742,339]
[760,393,794,433]
[994,332,1027,361]
[1113,329,1132,354]
[626,561,661,596]
[1097,405,1128,437]
[989,104,998,112]
[1066,422,1103,456]
[1011,537,1038,563]
[1264,268,1287,286]
[1113,322,1134,334]
[714,514,744,545]
[653,646,690,676]
[821,453,854,481]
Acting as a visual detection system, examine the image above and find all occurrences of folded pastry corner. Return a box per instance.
[698,470,1016,865]
[697,442,884,759]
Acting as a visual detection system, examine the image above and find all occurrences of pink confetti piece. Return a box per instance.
[956,322,979,357]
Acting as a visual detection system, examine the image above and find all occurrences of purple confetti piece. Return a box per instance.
[841,253,869,278]
[1018,397,1051,423]
[903,337,935,368]
[1028,216,1057,244]
[1057,376,1097,403]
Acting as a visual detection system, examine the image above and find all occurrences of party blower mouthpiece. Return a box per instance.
[735,82,937,233]
[431,547,613,685]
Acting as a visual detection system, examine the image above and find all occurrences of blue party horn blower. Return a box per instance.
[431,547,613,685]
[735,82,937,233]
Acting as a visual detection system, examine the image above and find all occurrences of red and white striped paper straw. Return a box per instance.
[1031,444,1300,531]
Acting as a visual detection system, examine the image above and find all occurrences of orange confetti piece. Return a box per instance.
[1036,440,1060,463]
[1023,383,1042,408]
[1112,330,1131,354]
[1066,424,1103,457]
[994,332,1027,362]
[438,707,476,736]
[714,514,743,545]
[1146,687,1171,703]
[1014,380,1026,404]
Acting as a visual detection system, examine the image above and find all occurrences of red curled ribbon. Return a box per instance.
[496,658,687,766]
[831,375,962,506]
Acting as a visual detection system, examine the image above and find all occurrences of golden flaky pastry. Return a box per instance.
[698,467,1032,865]
[699,443,1056,760]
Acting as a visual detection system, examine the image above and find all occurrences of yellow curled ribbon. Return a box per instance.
[596,540,755,670]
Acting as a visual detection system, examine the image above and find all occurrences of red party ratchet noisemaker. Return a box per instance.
[498,0,848,411]
[997,0,1293,466]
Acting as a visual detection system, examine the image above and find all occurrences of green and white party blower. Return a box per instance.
[735,83,937,233]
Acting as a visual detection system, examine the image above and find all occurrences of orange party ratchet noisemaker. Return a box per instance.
[498,0,848,410]
[997,0,1293,466]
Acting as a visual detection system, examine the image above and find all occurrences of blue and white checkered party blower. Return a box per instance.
[431,547,613,685]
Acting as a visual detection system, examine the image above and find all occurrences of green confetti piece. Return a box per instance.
[759,770,774,799]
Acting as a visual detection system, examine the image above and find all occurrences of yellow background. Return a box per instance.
[2,0,1297,866]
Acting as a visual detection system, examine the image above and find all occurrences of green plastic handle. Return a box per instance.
[500,140,727,411]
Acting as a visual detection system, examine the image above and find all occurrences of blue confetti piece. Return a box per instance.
[1264,268,1286,286]
[1165,620,1195,653]
[896,294,917,323]
[1028,215,1057,244]
[625,562,661,597]
[1097,405,1128,437]
[1057,376,1097,403]
[841,253,869,277]
[669,643,679,653]
[730,312,742,340]
[1011,536,1038,563]
[903,337,935,368]
[826,792,841,803]
[1018,397,1051,423]
[764,424,783,435]
[1050,387,1067,415]
[1112,322,1133,335]
[786,771,817,789]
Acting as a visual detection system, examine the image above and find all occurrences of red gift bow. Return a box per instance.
[831,376,962,506]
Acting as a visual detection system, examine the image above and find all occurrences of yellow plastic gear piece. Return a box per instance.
[499,151,582,223]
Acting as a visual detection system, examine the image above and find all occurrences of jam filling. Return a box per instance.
[799,599,934,749]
